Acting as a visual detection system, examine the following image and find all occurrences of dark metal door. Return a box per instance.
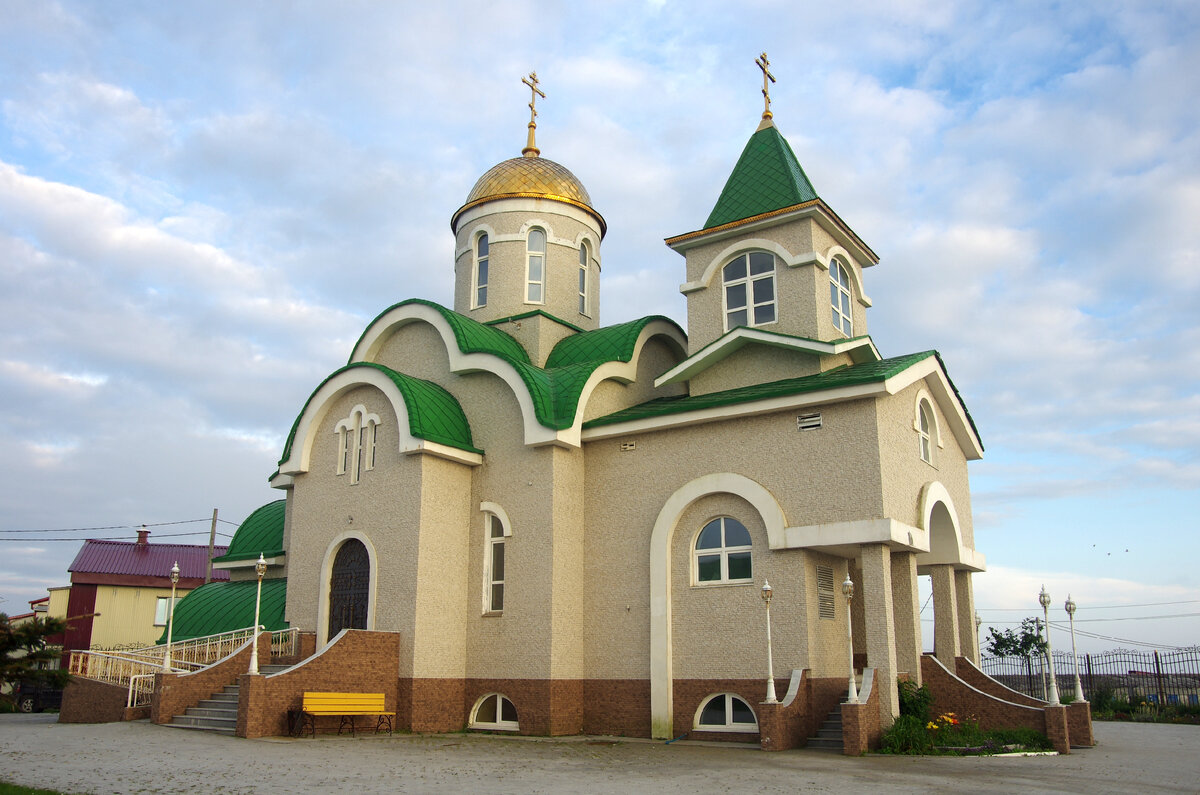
[328,539,369,638]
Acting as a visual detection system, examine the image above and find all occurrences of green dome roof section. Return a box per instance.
[545,316,684,369]
[354,298,530,367]
[704,122,818,230]
[279,362,481,466]
[213,500,285,563]
[156,578,287,644]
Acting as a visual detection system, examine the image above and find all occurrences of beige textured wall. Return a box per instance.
[803,552,853,678]
[453,201,601,330]
[668,493,809,679]
[582,400,885,679]
[581,335,688,422]
[876,381,975,548]
[689,344,822,397]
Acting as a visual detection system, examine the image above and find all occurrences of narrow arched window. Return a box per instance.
[526,228,545,303]
[723,252,775,331]
[474,233,489,308]
[694,517,752,584]
[578,241,590,315]
[918,400,933,464]
[335,405,381,485]
[831,259,853,336]
[486,513,505,612]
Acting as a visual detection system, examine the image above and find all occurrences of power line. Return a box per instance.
[978,599,1200,611]
[0,531,234,542]
[0,516,242,534]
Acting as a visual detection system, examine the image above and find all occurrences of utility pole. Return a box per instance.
[206,508,218,583]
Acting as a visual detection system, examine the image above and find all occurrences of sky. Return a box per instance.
[1,1,1198,654]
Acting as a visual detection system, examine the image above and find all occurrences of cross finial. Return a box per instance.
[522,71,546,157]
[756,52,776,121]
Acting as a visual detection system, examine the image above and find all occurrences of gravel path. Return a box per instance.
[1,715,1197,794]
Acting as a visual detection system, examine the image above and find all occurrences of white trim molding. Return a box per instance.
[648,473,787,739]
[915,481,986,572]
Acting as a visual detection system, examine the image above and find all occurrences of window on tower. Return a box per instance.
[722,252,776,331]
[474,233,489,308]
[831,259,854,336]
[526,228,545,303]
[578,241,590,316]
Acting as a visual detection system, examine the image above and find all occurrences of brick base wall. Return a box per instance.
[582,680,649,737]
[841,671,882,755]
[58,676,128,723]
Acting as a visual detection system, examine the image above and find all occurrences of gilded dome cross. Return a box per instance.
[757,52,776,120]
[522,71,546,157]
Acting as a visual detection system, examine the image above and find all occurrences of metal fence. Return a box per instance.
[981,648,1200,706]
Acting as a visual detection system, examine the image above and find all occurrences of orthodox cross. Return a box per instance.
[522,71,546,157]
[757,52,776,120]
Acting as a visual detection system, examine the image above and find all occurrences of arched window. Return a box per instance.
[695,693,757,731]
[483,511,510,613]
[470,693,519,731]
[578,241,590,315]
[918,401,933,463]
[474,233,489,308]
[723,252,775,331]
[830,259,853,336]
[526,228,545,303]
[327,539,370,639]
[335,405,380,485]
[694,517,752,584]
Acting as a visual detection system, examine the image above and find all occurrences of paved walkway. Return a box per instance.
[1,715,1197,794]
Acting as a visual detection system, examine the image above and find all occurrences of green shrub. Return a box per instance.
[897,680,933,722]
[880,714,933,754]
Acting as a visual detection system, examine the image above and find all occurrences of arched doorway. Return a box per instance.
[328,538,370,639]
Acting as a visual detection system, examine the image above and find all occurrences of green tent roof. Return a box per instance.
[279,362,481,466]
[704,122,818,230]
[584,351,955,428]
[156,579,287,644]
[214,500,285,563]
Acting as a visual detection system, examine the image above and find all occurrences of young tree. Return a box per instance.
[984,617,1046,658]
[0,613,71,705]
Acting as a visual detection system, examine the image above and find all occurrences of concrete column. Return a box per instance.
[929,564,960,666]
[954,570,978,664]
[890,551,922,686]
[859,544,899,725]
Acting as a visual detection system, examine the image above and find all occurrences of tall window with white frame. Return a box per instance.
[486,514,505,612]
[830,259,854,336]
[474,233,489,308]
[918,400,933,464]
[335,405,380,485]
[694,517,753,584]
[578,241,590,315]
[723,252,775,330]
[526,228,545,303]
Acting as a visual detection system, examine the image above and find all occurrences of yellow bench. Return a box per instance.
[299,691,394,737]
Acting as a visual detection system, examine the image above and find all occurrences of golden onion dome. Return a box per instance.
[452,155,606,237]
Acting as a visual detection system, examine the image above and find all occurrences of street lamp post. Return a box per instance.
[975,611,983,657]
[249,553,267,675]
[761,580,778,704]
[1065,594,1085,703]
[1039,585,1061,705]
[842,572,858,704]
[162,561,180,672]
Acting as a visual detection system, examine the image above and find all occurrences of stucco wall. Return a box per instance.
[689,344,822,396]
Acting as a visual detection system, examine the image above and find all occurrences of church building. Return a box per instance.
[255,60,987,741]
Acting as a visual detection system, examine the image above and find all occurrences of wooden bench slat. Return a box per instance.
[297,691,393,738]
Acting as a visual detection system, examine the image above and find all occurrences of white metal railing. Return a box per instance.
[270,627,299,658]
[127,673,156,708]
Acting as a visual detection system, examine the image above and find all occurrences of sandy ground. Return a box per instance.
[1,715,1197,794]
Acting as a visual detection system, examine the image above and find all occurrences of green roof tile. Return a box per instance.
[214,501,285,563]
[156,579,287,644]
[279,362,480,465]
[355,298,529,366]
[705,123,818,230]
[545,316,680,368]
[584,351,938,428]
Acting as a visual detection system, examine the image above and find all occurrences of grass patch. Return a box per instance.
[0,783,73,795]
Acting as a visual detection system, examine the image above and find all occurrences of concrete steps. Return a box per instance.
[806,705,844,751]
[162,662,294,735]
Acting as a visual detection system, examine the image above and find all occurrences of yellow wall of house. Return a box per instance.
[88,585,190,650]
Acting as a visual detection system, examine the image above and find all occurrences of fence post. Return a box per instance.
[1085,653,1093,698]
[1026,656,1033,697]
[1154,650,1166,706]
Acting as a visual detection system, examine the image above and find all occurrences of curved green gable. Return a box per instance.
[354,298,530,366]
[156,578,287,644]
[705,123,818,230]
[214,500,285,563]
[278,362,480,466]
